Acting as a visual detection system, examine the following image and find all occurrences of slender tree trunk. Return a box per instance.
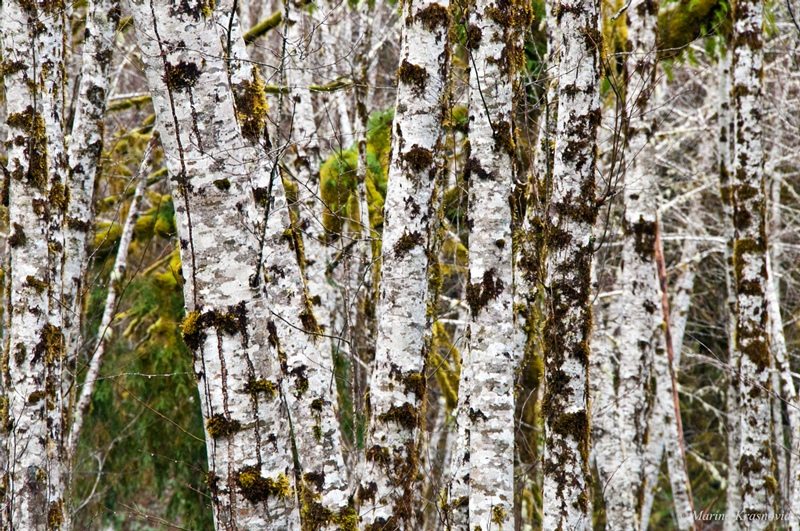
[358,0,450,527]
[283,0,334,366]
[62,1,120,524]
[640,235,699,531]
[730,0,775,520]
[773,256,800,531]
[63,0,120,407]
[590,286,623,526]
[66,140,156,469]
[718,49,743,531]
[1,0,68,527]
[542,0,601,524]
[654,226,696,531]
[448,0,530,528]
[264,1,352,521]
[596,0,662,526]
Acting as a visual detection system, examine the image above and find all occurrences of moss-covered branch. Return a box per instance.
[243,11,282,45]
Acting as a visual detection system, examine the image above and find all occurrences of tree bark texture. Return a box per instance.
[448,0,530,528]
[358,0,450,527]
[1,0,68,527]
[542,0,601,524]
[730,0,775,521]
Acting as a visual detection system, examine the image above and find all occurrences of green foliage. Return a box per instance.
[319,108,394,237]
[658,0,730,60]
[76,266,212,529]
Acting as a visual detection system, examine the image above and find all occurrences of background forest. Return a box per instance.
[0,0,798,527]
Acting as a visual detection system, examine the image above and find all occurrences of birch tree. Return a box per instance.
[592,0,663,526]
[542,0,601,524]
[358,0,450,527]
[729,0,775,521]
[130,1,300,527]
[1,0,69,527]
[446,0,530,527]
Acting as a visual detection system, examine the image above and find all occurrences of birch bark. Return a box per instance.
[358,0,450,527]
[542,0,601,524]
[730,0,775,521]
[717,49,743,531]
[450,0,530,528]
[130,1,299,528]
[260,0,351,522]
[63,0,121,411]
[1,0,68,527]
[596,0,662,526]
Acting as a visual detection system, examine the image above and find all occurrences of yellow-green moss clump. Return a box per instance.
[8,223,26,248]
[299,477,359,531]
[236,466,292,502]
[397,60,429,92]
[415,2,450,30]
[33,324,64,365]
[491,505,507,525]
[48,500,63,530]
[658,0,729,58]
[181,310,204,351]
[393,230,424,258]
[206,414,242,439]
[181,304,248,352]
[465,269,505,318]
[162,61,201,92]
[25,275,48,294]
[6,106,48,189]
[244,378,277,400]
[233,68,270,143]
[377,402,418,430]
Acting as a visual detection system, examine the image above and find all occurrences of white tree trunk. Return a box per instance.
[730,0,775,521]
[596,0,662,526]
[447,0,530,528]
[63,0,121,409]
[542,0,601,525]
[640,235,699,531]
[359,0,450,527]
[1,0,68,527]
[130,2,300,528]
[717,49,743,531]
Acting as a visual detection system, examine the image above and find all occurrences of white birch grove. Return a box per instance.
[358,0,450,527]
[2,0,800,526]
[542,0,601,523]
